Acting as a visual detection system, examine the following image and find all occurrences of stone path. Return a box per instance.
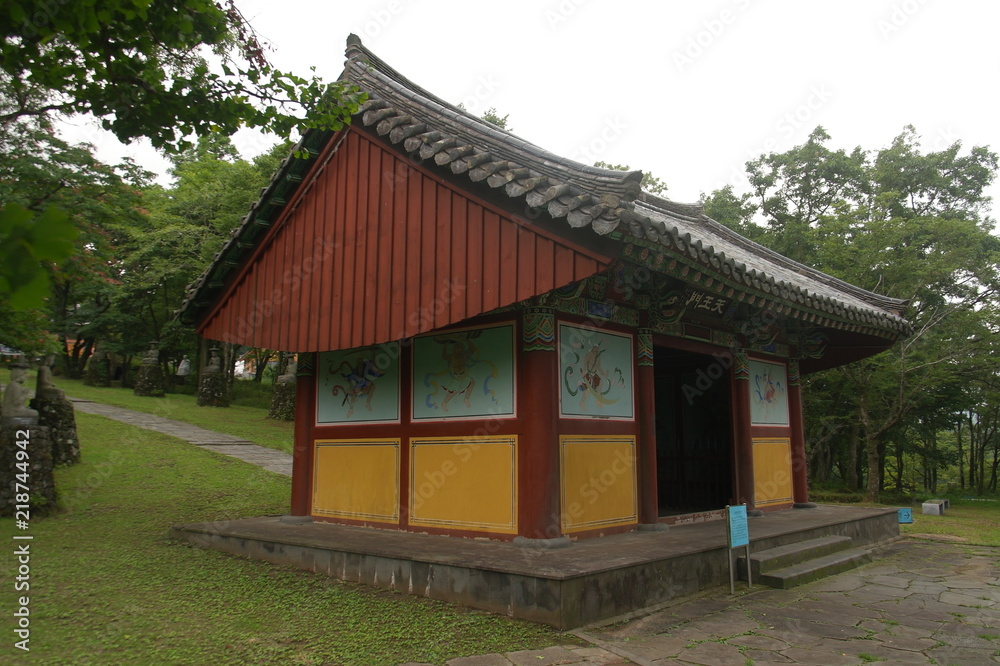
[441,540,999,666]
[69,398,293,476]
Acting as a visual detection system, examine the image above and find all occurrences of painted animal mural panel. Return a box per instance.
[412,324,516,420]
[317,343,400,423]
[748,359,789,425]
[559,323,634,420]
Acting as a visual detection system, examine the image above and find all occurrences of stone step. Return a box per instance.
[739,535,853,579]
[757,546,875,589]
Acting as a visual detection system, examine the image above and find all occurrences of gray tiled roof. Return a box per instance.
[177,35,909,339]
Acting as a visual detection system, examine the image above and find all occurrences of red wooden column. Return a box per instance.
[518,309,561,540]
[787,360,813,507]
[290,353,317,516]
[730,350,757,512]
[635,328,659,525]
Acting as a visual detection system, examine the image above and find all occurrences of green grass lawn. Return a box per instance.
[816,493,1000,547]
[56,376,295,454]
[898,497,1000,547]
[0,414,566,664]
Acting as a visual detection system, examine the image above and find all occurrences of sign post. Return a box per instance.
[726,504,752,594]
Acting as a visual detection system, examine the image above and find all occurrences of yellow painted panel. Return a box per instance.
[753,437,793,505]
[313,439,400,522]
[560,435,637,533]
[409,437,517,534]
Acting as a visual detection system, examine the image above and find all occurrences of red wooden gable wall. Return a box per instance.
[197,128,613,352]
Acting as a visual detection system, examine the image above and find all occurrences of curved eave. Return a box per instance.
[618,196,911,340]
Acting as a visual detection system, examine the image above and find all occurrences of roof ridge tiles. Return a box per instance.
[343,41,644,200]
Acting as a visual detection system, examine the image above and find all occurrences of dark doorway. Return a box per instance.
[654,346,734,516]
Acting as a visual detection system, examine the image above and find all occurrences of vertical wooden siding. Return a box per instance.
[199,129,611,351]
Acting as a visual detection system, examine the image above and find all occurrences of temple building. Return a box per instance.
[175,37,909,615]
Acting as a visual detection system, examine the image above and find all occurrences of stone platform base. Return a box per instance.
[170,505,899,629]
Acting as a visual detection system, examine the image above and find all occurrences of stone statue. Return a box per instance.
[204,348,222,373]
[141,341,160,366]
[176,355,192,377]
[2,360,39,424]
[36,356,65,400]
[276,361,297,384]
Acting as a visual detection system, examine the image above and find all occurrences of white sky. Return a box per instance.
[61,0,1000,211]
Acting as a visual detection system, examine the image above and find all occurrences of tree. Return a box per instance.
[707,126,999,501]
[481,107,511,131]
[2,3,365,321]
[0,97,150,374]
[0,82,78,310]
[109,136,287,378]
[456,104,512,131]
[594,161,667,196]
[701,185,760,241]
[0,204,76,309]
[1,0,364,152]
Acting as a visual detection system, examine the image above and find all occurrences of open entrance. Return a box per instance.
[654,346,734,516]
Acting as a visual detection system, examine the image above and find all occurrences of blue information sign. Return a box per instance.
[728,505,749,548]
[897,507,913,524]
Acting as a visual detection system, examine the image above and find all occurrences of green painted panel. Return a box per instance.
[317,343,400,423]
[559,323,634,420]
[412,324,516,420]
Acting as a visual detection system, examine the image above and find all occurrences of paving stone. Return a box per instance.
[808,576,866,592]
[743,649,792,662]
[604,635,688,659]
[446,655,513,666]
[505,646,581,665]
[945,577,994,590]
[941,590,997,608]
[870,574,912,589]
[872,632,940,653]
[862,645,934,664]
[663,597,732,622]
[646,624,712,644]
[594,611,686,639]
[880,623,938,642]
[925,644,999,666]
[679,609,758,638]
[672,641,745,665]
[792,620,869,641]
[777,647,861,666]
[754,627,829,648]
[936,621,1000,643]
[726,634,789,650]
[563,646,629,665]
